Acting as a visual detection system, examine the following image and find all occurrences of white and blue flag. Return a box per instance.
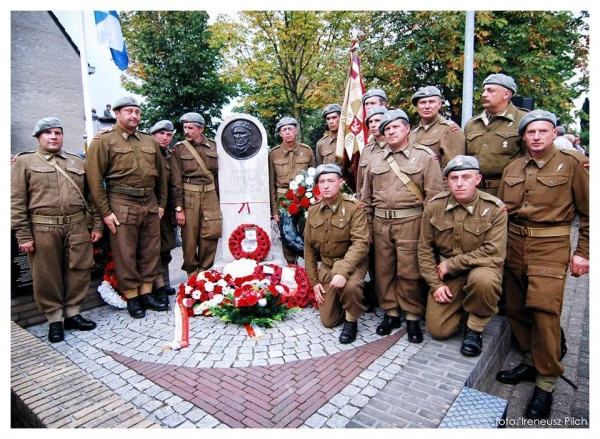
[94,10,129,71]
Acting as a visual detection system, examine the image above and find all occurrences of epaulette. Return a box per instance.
[64,151,85,161]
[430,191,451,202]
[269,144,282,152]
[558,148,588,163]
[298,142,313,151]
[342,194,359,204]
[439,118,460,128]
[413,143,436,156]
[99,127,116,135]
[13,151,36,157]
[479,191,505,208]
[410,126,421,134]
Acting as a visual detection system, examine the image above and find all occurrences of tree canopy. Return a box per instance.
[119,11,236,132]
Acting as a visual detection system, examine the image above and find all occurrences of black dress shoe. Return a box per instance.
[140,293,168,311]
[165,286,177,296]
[526,386,553,419]
[153,287,169,307]
[339,321,358,344]
[64,314,96,331]
[496,363,537,385]
[406,320,423,343]
[127,297,146,319]
[376,314,402,335]
[460,327,482,356]
[48,322,64,343]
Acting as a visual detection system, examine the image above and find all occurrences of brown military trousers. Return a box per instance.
[317,259,368,327]
[29,219,93,322]
[373,215,428,317]
[181,188,221,274]
[155,212,176,288]
[426,267,501,339]
[107,192,161,292]
[503,230,571,378]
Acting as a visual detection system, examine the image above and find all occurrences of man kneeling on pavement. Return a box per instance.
[418,155,507,356]
[304,164,369,344]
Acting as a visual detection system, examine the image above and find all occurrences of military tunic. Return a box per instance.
[85,125,167,294]
[269,141,316,263]
[498,145,589,381]
[360,141,444,317]
[356,138,386,201]
[171,136,221,274]
[304,193,369,327]
[315,133,342,166]
[12,148,103,322]
[418,190,507,338]
[409,114,465,171]
[464,102,529,196]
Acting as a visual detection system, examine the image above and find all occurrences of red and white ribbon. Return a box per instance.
[163,292,190,350]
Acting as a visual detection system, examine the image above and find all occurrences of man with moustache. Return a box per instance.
[360,109,443,342]
[86,96,168,319]
[171,112,222,276]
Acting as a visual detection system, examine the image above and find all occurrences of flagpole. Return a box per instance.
[77,11,95,154]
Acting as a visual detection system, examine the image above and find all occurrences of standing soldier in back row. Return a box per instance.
[171,112,222,276]
[409,86,465,174]
[496,110,589,420]
[464,73,529,197]
[316,104,343,166]
[86,96,169,319]
[12,118,104,342]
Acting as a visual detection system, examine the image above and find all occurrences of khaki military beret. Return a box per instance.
[378,109,410,135]
[180,112,205,126]
[150,120,175,134]
[483,73,517,94]
[411,86,442,105]
[518,109,557,137]
[322,104,342,118]
[113,96,140,111]
[275,117,298,133]
[366,106,388,124]
[362,88,387,104]
[32,117,62,137]
[315,163,343,180]
[443,155,480,177]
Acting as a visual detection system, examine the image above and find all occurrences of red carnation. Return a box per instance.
[297,186,306,196]
[286,189,295,200]
[288,203,299,215]
[313,185,320,196]
[300,197,310,208]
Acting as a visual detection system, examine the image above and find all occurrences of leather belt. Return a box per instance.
[183,182,215,193]
[107,185,154,197]
[508,223,571,238]
[375,206,423,219]
[30,211,85,225]
[478,178,501,189]
[321,256,341,267]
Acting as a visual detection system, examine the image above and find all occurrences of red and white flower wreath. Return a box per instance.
[228,223,271,262]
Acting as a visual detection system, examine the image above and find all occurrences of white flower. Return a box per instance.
[223,258,258,279]
[258,298,268,307]
[205,281,215,292]
[305,176,314,186]
[289,180,299,190]
[310,198,316,204]
[295,174,304,183]
[185,285,193,294]
[191,290,201,299]
[307,167,316,176]
[217,279,228,287]
[211,294,224,305]
[305,191,312,198]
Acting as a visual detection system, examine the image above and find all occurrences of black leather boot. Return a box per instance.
[165,286,177,296]
[153,286,169,308]
[339,321,358,344]
[140,292,168,311]
[127,296,146,319]
[376,314,402,335]
[526,386,553,419]
[48,322,64,343]
[496,363,537,385]
[460,327,483,356]
[406,320,423,343]
[64,314,97,331]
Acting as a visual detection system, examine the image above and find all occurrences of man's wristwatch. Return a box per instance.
[175,206,183,212]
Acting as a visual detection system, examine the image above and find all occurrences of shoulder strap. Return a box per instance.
[386,155,424,203]
[183,140,214,182]
[37,152,90,212]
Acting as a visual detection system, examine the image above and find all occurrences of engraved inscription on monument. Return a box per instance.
[221,119,262,160]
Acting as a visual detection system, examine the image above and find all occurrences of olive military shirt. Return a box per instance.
[12,148,103,244]
[409,114,465,170]
[315,133,342,166]
[498,145,589,259]
[418,190,507,292]
[85,125,168,218]
[170,136,219,209]
[304,192,369,286]
[269,141,316,216]
[356,138,386,201]
[464,102,529,179]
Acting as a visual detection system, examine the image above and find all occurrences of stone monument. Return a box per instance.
[216,114,275,264]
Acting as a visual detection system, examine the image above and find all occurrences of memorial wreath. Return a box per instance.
[228,223,270,262]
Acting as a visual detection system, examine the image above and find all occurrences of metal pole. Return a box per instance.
[461,11,475,128]
[77,12,95,154]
